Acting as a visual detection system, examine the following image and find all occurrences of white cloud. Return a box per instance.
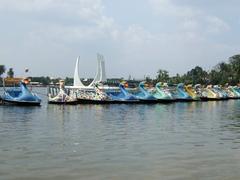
[182,20,199,31]
[0,0,237,78]
[149,0,199,19]
[205,16,230,33]
[0,0,105,23]
[0,0,117,42]
[148,0,230,35]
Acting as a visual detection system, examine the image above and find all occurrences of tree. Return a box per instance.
[156,69,169,82]
[209,69,220,85]
[0,65,6,85]
[0,65,5,77]
[7,68,14,78]
[30,76,51,85]
[210,62,232,85]
[169,73,182,85]
[229,54,240,84]
[65,77,73,86]
[145,76,152,83]
[185,66,208,85]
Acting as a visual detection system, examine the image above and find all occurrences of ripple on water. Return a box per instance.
[0,91,240,179]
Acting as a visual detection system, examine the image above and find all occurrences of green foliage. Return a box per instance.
[1,54,240,86]
[7,68,14,78]
[0,65,6,85]
[0,65,5,77]
[229,55,240,84]
[156,69,169,83]
[145,76,153,83]
[209,62,231,85]
[30,76,51,85]
[154,54,240,85]
[185,66,208,85]
[168,73,182,85]
[65,77,73,85]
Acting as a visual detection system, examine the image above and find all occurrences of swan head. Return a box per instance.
[194,84,201,89]
[177,83,184,88]
[139,81,149,88]
[119,83,128,88]
[139,81,145,86]
[156,82,162,88]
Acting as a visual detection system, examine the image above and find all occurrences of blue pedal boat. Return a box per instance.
[174,83,193,102]
[107,83,139,103]
[152,82,176,102]
[231,86,240,98]
[1,79,41,106]
[212,85,229,100]
[134,82,158,103]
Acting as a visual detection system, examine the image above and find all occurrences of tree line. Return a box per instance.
[154,54,240,86]
[0,66,73,86]
[0,66,14,85]
[0,66,14,78]
[1,54,240,86]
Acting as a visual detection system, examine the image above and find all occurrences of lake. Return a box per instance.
[0,88,240,180]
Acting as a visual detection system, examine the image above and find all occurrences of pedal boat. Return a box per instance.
[1,79,41,106]
[133,82,158,103]
[152,82,176,103]
[225,86,240,99]
[77,84,114,104]
[106,83,140,103]
[185,84,200,101]
[200,85,221,101]
[174,83,193,102]
[212,85,229,100]
[232,86,240,98]
[48,80,78,105]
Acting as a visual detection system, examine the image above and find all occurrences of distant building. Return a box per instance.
[30,82,41,86]
[3,77,22,86]
[106,78,122,86]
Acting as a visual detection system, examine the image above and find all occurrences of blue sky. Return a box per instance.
[0,0,239,79]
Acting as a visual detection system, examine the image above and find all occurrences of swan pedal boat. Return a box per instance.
[48,80,78,105]
[77,84,141,104]
[212,85,229,100]
[1,81,41,106]
[131,82,158,103]
[200,85,221,101]
[106,83,141,103]
[151,82,176,103]
[77,85,116,104]
[185,85,200,101]
[226,86,240,99]
[48,90,78,105]
[173,83,193,102]
[232,86,240,99]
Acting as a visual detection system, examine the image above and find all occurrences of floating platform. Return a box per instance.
[48,100,78,105]
[157,99,176,103]
[176,98,195,102]
[227,97,240,100]
[77,98,142,104]
[200,97,225,101]
[77,98,178,104]
[1,99,41,106]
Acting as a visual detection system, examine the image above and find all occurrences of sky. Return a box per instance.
[0,0,239,79]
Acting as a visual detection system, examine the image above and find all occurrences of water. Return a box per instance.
[0,88,240,180]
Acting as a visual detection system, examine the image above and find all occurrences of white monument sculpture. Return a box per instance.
[73,54,107,88]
